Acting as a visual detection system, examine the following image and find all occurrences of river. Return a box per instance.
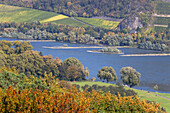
[0,37,170,93]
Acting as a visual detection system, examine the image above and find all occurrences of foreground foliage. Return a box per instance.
[0,83,164,113]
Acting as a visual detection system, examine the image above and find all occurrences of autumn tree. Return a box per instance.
[120,67,141,88]
[59,57,89,81]
[97,66,117,83]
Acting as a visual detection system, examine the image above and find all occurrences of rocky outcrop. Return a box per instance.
[117,14,143,30]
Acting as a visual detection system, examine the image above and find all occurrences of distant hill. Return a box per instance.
[0,0,156,30]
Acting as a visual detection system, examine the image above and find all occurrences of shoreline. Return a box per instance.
[42,46,132,49]
[43,46,104,49]
[87,50,123,54]
[121,53,170,56]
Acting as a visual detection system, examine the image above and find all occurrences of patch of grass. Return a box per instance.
[133,89,170,112]
[156,92,170,99]
[154,17,170,25]
[51,18,87,27]
[156,2,170,15]
[72,81,170,112]
[75,17,119,29]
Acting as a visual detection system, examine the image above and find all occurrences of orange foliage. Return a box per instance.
[0,85,164,113]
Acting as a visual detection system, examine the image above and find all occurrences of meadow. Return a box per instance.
[75,17,120,29]
[72,81,170,112]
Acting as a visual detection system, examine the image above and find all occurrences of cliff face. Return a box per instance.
[117,14,143,30]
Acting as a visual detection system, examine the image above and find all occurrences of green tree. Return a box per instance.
[97,66,117,83]
[120,67,141,88]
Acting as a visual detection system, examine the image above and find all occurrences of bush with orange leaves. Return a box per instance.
[0,85,164,113]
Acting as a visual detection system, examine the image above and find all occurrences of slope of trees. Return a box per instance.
[0,69,165,112]
[0,40,88,81]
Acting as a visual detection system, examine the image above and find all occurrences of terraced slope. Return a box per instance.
[152,2,170,32]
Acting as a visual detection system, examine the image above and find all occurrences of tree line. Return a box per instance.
[0,21,170,51]
[0,0,155,18]
[0,40,89,81]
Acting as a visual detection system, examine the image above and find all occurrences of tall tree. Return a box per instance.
[120,67,141,88]
[97,66,117,83]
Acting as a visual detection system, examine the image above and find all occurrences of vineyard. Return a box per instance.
[156,2,170,15]
[154,17,170,25]
[75,17,120,29]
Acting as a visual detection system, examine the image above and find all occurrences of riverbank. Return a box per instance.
[12,40,56,42]
[121,53,170,56]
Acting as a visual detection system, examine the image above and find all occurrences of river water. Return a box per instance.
[0,37,170,93]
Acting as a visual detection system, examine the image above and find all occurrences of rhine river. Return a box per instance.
[1,37,170,93]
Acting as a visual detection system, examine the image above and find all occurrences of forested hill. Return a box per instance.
[0,0,154,18]
[0,0,156,30]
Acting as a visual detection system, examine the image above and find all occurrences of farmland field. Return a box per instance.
[0,4,60,23]
[75,17,120,29]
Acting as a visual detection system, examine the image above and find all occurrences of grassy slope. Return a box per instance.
[0,4,86,27]
[0,4,58,23]
[72,81,170,112]
[75,17,119,29]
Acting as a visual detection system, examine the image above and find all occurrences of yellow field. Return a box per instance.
[40,15,69,23]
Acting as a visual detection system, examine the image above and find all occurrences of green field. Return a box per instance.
[0,4,60,23]
[75,17,120,29]
[0,4,86,27]
[156,2,170,15]
[72,81,170,112]
[154,17,170,25]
